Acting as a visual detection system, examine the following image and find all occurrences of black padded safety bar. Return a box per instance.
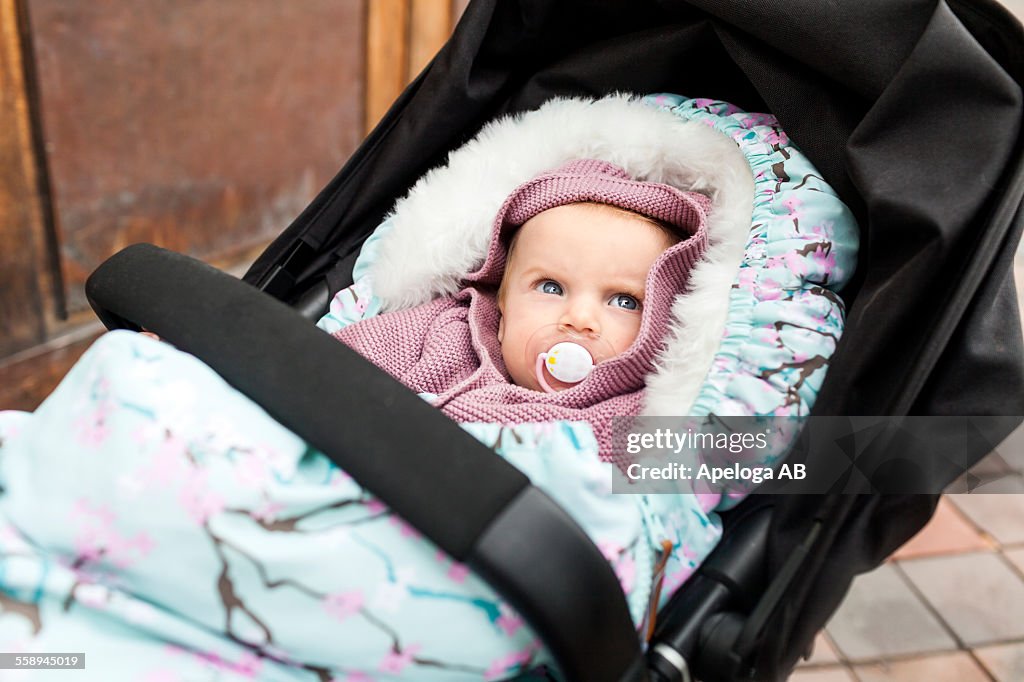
[85,244,524,558]
[85,243,645,682]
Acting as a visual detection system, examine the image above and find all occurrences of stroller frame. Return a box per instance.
[87,1,1024,680]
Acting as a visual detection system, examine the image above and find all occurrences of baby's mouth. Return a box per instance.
[535,341,594,393]
[526,326,616,393]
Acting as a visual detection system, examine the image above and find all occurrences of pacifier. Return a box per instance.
[527,325,615,393]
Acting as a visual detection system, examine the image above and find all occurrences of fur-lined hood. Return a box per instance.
[368,94,755,416]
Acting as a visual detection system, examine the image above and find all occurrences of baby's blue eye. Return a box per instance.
[537,280,563,295]
[612,294,640,310]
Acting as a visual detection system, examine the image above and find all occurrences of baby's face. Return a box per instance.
[497,203,675,391]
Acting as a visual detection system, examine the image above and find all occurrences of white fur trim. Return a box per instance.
[370,94,755,415]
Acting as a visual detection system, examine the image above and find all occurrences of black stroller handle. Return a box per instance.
[85,243,646,682]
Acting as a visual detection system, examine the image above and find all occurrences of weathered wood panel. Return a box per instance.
[409,0,451,78]
[26,0,366,315]
[366,0,409,135]
[0,323,101,412]
[0,0,52,357]
[452,0,472,25]
[3,0,463,411]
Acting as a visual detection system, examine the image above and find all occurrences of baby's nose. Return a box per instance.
[559,300,601,335]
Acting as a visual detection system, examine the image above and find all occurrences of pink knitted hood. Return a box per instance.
[334,159,710,465]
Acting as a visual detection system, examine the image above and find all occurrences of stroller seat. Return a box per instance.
[83,0,1024,680]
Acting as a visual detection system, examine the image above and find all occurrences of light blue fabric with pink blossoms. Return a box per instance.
[644,95,857,425]
[642,94,858,508]
[0,329,720,681]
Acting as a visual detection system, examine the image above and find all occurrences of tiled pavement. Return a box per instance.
[788,244,1024,680]
[791,492,1024,681]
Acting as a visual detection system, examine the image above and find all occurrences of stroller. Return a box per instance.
[85,0,1024,680]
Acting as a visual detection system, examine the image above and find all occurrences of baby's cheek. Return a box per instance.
[500,333,527,384]
[607,316,643,355]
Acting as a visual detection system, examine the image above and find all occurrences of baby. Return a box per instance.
[334,158,710,462]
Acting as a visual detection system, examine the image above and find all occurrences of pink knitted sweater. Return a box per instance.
[334,160,710,465]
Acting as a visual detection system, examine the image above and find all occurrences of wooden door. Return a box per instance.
[0,0,461,410]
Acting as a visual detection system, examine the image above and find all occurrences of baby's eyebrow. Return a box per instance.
[604,277,647,297]
[517,265,555,280]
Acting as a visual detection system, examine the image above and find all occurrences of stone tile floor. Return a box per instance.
[789,244,1024,680]
[792,493,1024,681]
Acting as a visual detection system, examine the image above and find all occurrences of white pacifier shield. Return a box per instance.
[544,341,594,383]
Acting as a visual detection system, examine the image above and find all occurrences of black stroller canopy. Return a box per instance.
[89,1,1024,680]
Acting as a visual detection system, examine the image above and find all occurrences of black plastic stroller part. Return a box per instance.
[85,243,645,682]
[646,503,773,682]
[85,0,1024,680]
